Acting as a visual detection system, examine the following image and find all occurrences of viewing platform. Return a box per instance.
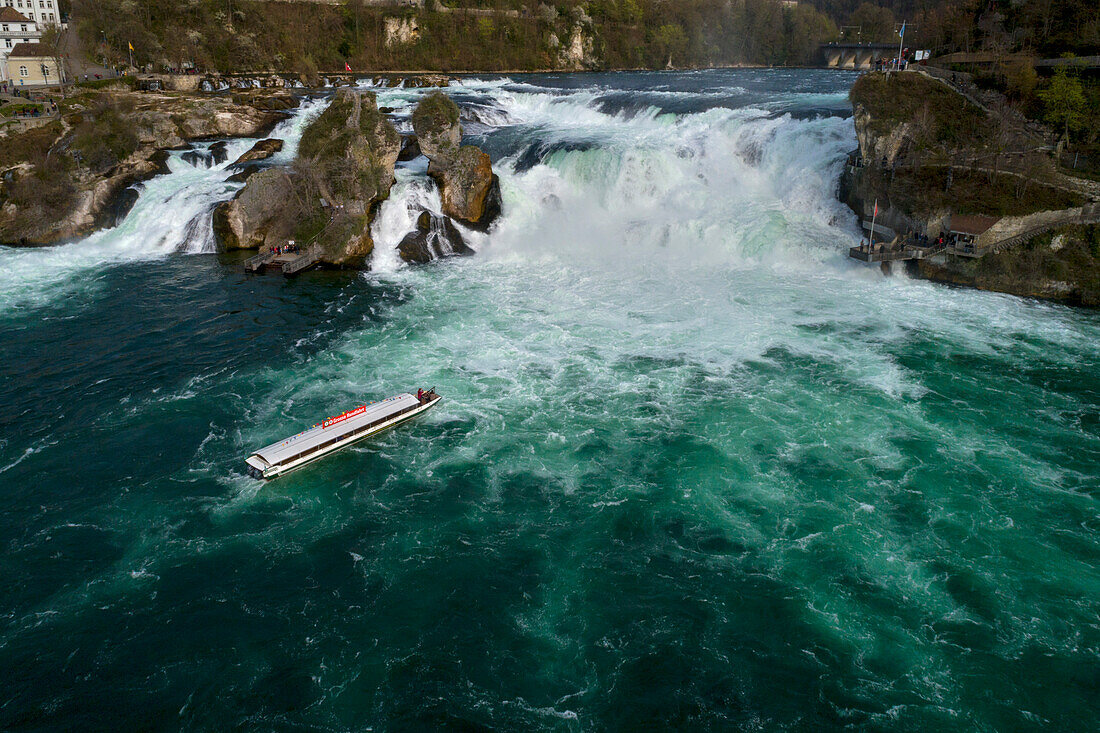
[244,244,322,276]
[849,242,945,264]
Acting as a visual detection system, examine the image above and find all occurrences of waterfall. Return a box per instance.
[367,75,858,274]
[0,97,328,312]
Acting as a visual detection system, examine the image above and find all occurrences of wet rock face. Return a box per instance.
[398,211,474,264]
[398,135,422,162]
[230,138,284,167]
[428,150,501,230]
[210,141,230,165]
[212,167,294,250]
[410,92,502,229]
[181,149,213,168]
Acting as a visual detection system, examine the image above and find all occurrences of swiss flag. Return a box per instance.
[345,61,352,72]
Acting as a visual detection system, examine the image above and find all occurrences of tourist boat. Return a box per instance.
[244,391,441,479]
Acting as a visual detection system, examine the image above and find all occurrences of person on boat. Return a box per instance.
[417,388,425,403]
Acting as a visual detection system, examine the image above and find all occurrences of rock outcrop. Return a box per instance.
[0,89,292,246]
[214,89,401,268]
[913,222,1100,306]
[212,168,295,251]
[398,211,474,264]
[230,138,284,167]
[411,91,502,230]
[842,70,1100,305]
[384,17,420,47]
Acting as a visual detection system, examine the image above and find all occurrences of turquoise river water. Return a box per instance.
[0,70,1097,731]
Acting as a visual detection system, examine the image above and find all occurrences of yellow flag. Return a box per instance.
[128,41,134,51]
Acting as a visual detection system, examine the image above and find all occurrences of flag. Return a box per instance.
[873,200,879,217]
[345,61,352,72]
[128,41,134,51]
[898,21,905,38]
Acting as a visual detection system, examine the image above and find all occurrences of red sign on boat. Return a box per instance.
[322,405,367,429]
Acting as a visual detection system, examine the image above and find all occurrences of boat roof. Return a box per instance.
[250,394,419,467]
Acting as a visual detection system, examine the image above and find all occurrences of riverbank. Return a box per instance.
[840,69,1100,306]
[0,86,297,246]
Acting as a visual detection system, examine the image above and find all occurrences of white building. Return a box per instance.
[0,7,39,81]
[0,0,59,27]
[6,41,61,86]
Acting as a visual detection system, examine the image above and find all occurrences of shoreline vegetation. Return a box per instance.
[73,0,842,74]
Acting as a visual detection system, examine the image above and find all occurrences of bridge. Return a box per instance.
[820,43,900,69]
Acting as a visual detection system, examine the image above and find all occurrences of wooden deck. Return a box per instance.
[243,245,323,276]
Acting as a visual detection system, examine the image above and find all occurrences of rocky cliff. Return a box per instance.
[843,70,1100,306]
[0,89,292,246]
[914,224,1100,306]
[411,91,501,233]
[214,89,401,268]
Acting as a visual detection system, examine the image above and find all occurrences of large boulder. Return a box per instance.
[293,89,401,267]
[411,90,461,160]
[230,138,284,167]
[398,210,474,263]
[212,167,293,251]
[215,89,400,268]
[428,149,501,230]
[411,91,501,229]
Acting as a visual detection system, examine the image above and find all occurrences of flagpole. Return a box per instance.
[896,22,905,71]
[128,42,134,71]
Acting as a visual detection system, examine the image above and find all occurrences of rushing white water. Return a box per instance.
[0,98,326,313]
[3,72,1098,730]
[367,75,860,275]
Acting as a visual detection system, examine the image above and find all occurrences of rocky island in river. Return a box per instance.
[214,87,500,270]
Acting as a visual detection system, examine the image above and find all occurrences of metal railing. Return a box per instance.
[281,244,322,276]
[243,249,277,272]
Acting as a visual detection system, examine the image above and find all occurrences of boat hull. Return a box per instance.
[249,397,441,480]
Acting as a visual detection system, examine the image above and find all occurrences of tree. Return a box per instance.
[848,2,896,42]
[652,23,687,68]
[39,25,69,99]
[1039,68,1087,146]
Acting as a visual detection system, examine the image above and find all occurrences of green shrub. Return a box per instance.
[411,90,460,133]
[69,97,140,173]
[0,121,62,168]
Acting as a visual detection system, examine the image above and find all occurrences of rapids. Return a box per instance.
[0,70,1097,731]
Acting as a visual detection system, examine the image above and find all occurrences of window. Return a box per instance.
[2,24,8,31]
[18,65,26,76]
[4,39,10,49]
[20,24,26,31]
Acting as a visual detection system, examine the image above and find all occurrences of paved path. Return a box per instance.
[60,27,118,82]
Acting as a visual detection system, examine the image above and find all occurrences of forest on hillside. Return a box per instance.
[71,1,1100,75]
[72,0,836,73]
